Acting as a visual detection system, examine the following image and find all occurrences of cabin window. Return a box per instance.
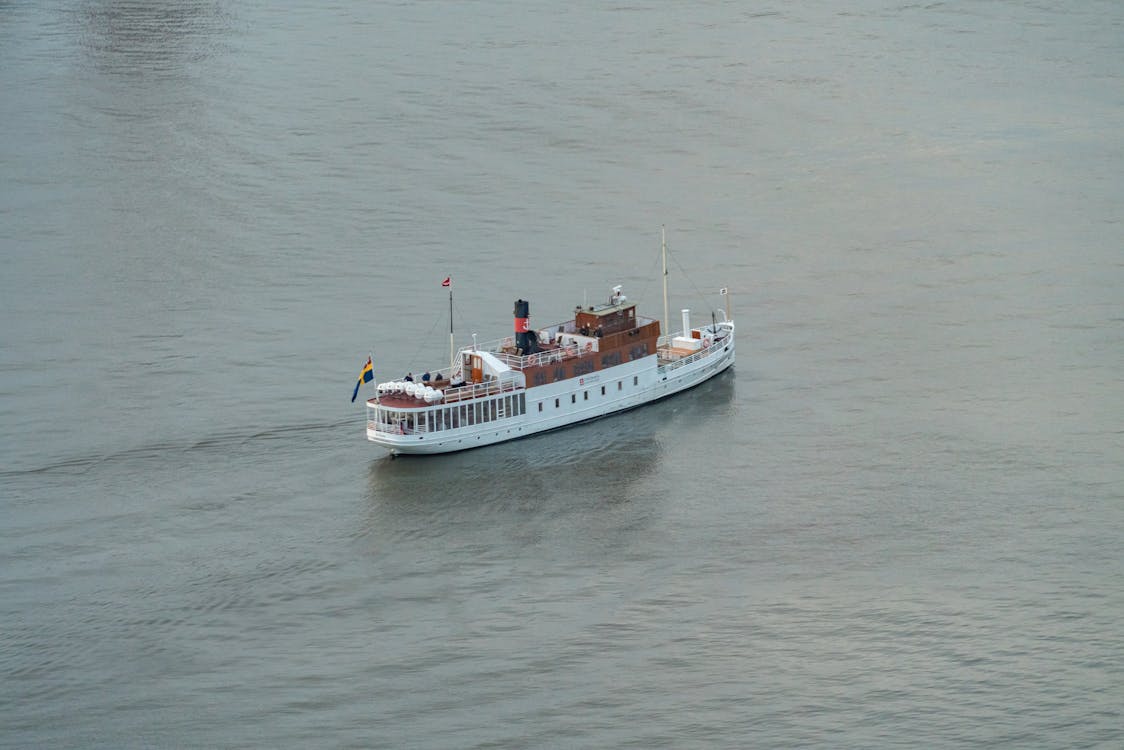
[618,381,622,391]
[555,398,560,408]
[633,376,638,386]
[601,386,605,396]
[583,391,588,401]
[571,394,576,404]
[518,393,525,414]
[538,402,543,412]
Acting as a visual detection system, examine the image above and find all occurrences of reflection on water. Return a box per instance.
[72,0,231,75]
[364,370,736,517]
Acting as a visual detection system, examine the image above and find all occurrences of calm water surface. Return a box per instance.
[2,1,1122,747]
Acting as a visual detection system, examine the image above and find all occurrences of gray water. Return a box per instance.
[2,1,1123,747]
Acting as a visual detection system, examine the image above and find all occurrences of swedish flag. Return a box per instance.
[351,356,374,402]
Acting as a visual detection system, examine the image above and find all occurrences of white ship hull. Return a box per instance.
[366,322,734,456]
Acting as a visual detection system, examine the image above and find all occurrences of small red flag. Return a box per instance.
[441,276,451,287]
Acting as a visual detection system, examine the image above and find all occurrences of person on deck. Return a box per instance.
[404,372,413,382]
[422,371,431,382]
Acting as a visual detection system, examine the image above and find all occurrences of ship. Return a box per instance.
[364,237,735,455]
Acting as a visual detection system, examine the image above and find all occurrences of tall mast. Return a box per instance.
[661,225,670,338]
[449,285,455,373]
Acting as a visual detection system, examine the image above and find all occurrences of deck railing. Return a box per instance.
[657,330,731,372]
[469,316,661,369]
[439,378,521,403]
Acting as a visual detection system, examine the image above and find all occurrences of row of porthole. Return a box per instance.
[413,357,726,444]
[432,426,526,445]
[538,376,641,413]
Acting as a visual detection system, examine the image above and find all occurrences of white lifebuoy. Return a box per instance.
[703,337,712,348]
[585,342,593,353]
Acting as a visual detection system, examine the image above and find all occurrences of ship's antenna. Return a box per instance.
[661,225,670,337]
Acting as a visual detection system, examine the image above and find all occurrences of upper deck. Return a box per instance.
[371,303,662,410]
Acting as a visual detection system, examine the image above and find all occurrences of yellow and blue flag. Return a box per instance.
[351,356,374,402]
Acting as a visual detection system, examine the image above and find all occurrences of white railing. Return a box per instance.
[465,316,661,369]
[657,329,731,372]
[441,378,521,403]
[659,345,707,372]
[492,344,590,369]
[657,322,733,350]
